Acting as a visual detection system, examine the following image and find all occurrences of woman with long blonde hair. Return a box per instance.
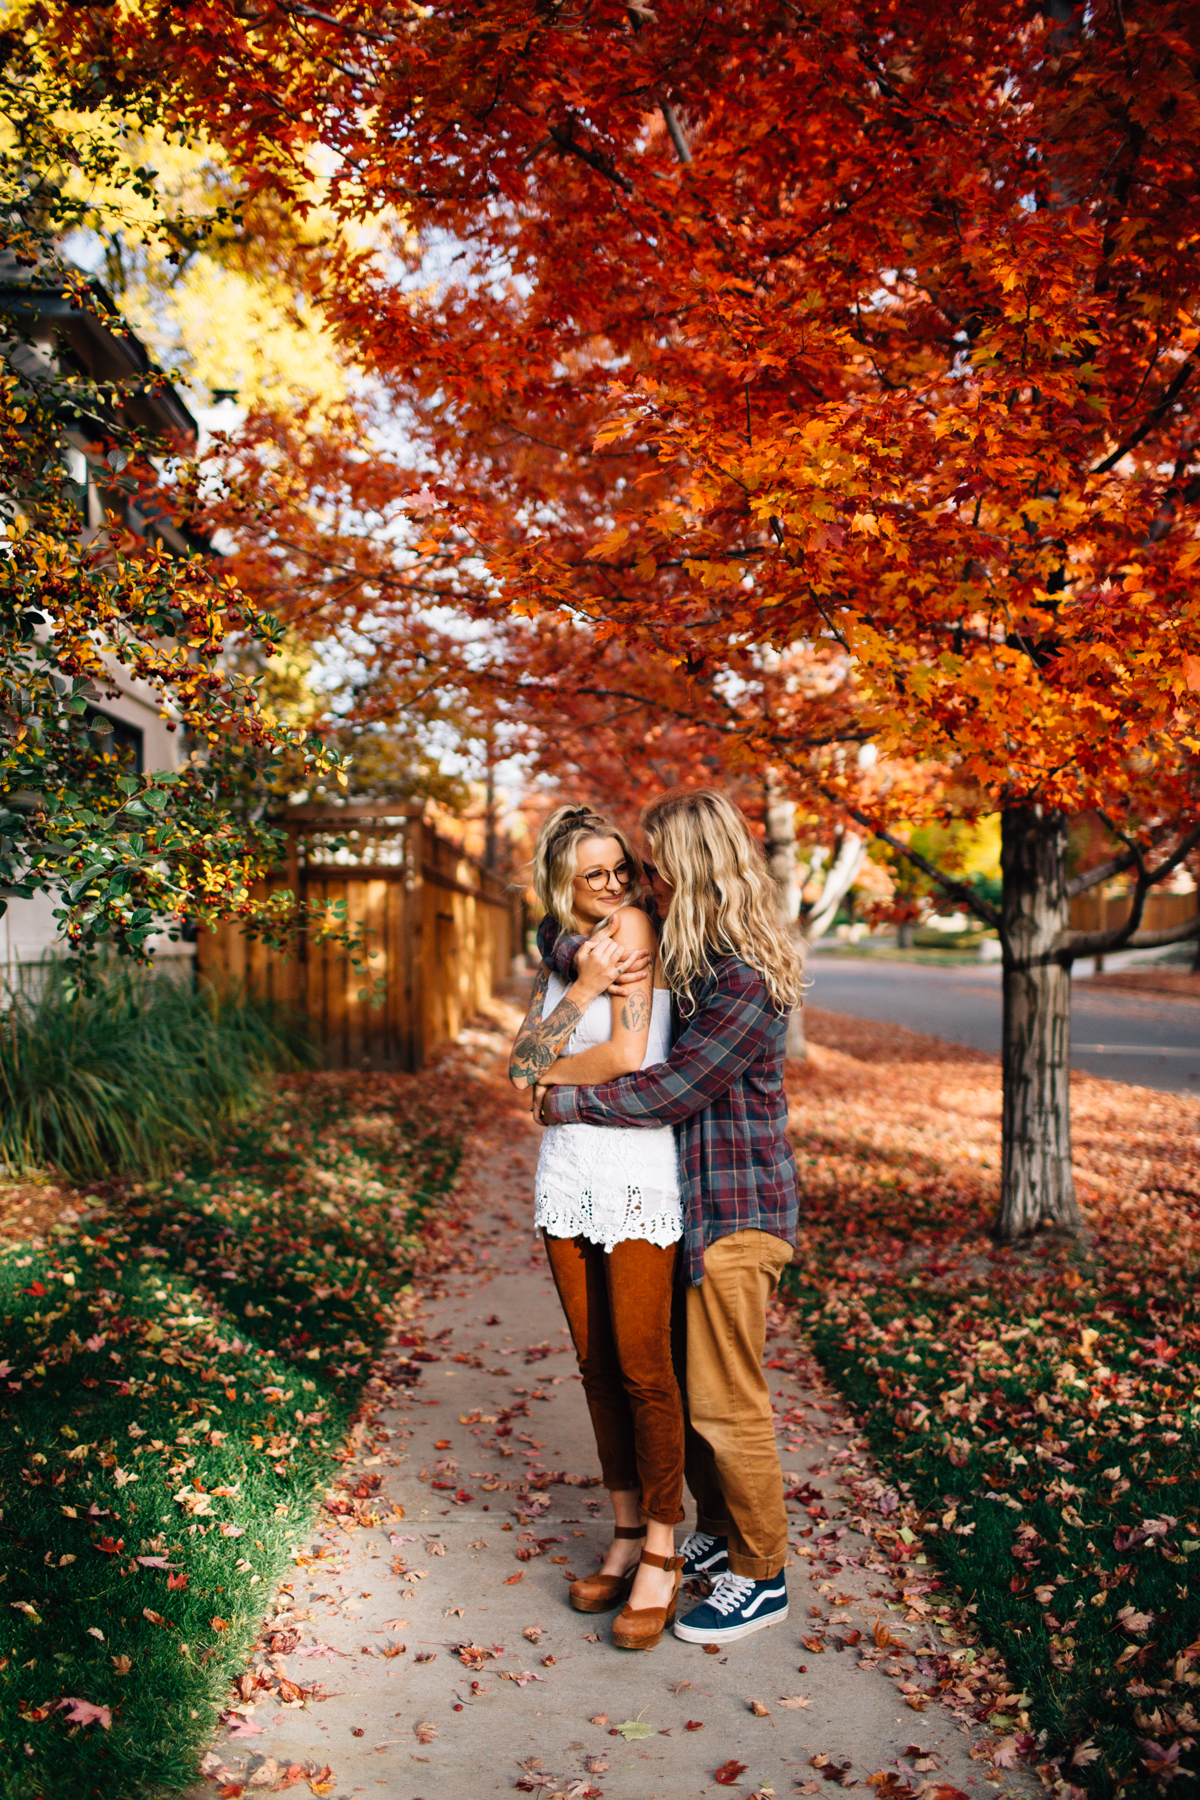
[536,788,804,1649]
[510,804,686,1652]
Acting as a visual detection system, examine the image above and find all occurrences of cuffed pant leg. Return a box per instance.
[684,1230,793,1580]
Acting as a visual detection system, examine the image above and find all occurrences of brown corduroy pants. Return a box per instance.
[673,1229,794,1580]
[544,1232,684,1526]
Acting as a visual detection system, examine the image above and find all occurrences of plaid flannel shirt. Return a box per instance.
[536,916,799,1285]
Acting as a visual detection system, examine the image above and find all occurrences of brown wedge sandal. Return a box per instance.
[568,1525,647,1614]
[611,1549,684,1651]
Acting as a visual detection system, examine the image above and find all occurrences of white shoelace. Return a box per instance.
[679,1531,718,1561]
[705,1572,757,1615]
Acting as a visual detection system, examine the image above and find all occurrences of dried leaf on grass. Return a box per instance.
[57,1696,110,1729]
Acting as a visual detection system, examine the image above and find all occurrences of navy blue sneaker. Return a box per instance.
[674,1571,788,1644]
[678,1531,730,1578]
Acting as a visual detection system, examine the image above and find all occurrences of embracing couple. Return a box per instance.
[508,788,803,1653]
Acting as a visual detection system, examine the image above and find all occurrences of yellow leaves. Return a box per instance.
[1182,655,1200,693]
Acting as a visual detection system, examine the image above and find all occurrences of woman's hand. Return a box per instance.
[573,928,626,1001]
[531,1081,555,1123]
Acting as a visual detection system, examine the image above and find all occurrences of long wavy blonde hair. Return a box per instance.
[641,788,804,1012]
[531,804,645,936]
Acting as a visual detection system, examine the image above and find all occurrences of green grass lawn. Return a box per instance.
[0,1070,466,1800]
[786,1015,1200,1800]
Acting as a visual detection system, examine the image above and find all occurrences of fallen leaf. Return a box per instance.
[225,1717,264,1739]
[211,1616,230,1632]
[245,1758,282,1788]
[703,1642,721,1655]
[111,1654,132,1675]
[747,1698,770,1716]
[801,1635,827,1654]
[778,1695,812,1709]
[503,1572,523,1585]
[613,1718,653,1740]
[414,1652,437,1664]
[57,1697,111,1729]
[523,1626,544,1643]
[715,1760,749,1786]
[685,1719,704,1730]
[583,1755,610,1774]
[589,1714,609,1726]
[1071,1740,1102,1769]
[308,1770,335,1798]
[413,1721,437,1744]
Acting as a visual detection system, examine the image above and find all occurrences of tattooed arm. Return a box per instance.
[534,906,659,1087]
[508,939,622,1090]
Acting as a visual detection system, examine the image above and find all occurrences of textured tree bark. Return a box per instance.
[763,773,809,1058]
[996,805,1085,1240]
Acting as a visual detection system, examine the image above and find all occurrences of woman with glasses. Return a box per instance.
[509,804,684,1652]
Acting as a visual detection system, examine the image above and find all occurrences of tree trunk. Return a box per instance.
[996,805,1085,1241]
[764,771,808,1058]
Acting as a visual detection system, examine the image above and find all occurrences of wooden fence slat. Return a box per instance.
[197,806,515,1070]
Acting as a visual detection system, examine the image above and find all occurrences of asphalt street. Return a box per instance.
[806,954,1200,1095]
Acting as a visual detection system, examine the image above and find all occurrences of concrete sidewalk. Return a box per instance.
[189,1011,1033,1800]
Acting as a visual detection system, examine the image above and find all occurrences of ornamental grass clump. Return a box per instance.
[0,965,313,1181]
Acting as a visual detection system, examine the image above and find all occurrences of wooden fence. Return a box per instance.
[1068,888,1199,935]
[197,804,518,1069]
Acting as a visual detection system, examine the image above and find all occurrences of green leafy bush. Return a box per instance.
[0,966,313,1181]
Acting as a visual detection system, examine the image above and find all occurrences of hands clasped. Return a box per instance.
[575,912,653,1000]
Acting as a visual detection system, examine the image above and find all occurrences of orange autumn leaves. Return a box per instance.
[37,0,1200,838]
[784,1008,1200,1791]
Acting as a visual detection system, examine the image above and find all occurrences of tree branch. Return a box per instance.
[1060,820,1200,956]
[1090,348,1199,475]
[821,789,1001,928]
[1067,913,1200,957]
[1066,847,1140,897]
[660,100,692,165]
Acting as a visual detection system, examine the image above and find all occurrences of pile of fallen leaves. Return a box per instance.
[785,1009,1200,1800]
[0,1066,478,1800]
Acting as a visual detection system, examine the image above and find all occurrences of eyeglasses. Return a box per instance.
[576,860,633,892]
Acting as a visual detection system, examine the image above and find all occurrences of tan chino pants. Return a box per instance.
[675,1229,793,1580]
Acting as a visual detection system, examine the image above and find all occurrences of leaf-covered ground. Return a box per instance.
[0,1066,486,1800]
[786,1009,1200,1800]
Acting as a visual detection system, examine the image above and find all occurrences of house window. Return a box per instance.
[86,708,144,774]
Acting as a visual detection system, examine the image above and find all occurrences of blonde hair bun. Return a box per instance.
[531,805,645,937]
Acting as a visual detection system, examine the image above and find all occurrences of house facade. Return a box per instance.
[1,263,205,973]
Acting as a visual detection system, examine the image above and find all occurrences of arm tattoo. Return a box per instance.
[509,964,584,1087]
[620,990,649,1033]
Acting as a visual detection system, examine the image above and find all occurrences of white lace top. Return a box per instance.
[534,972,683,1251]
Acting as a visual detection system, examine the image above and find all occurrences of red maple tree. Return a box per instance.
[51,0,1200,1236]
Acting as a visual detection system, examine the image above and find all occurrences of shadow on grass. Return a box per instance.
[0,1073,460,1800]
